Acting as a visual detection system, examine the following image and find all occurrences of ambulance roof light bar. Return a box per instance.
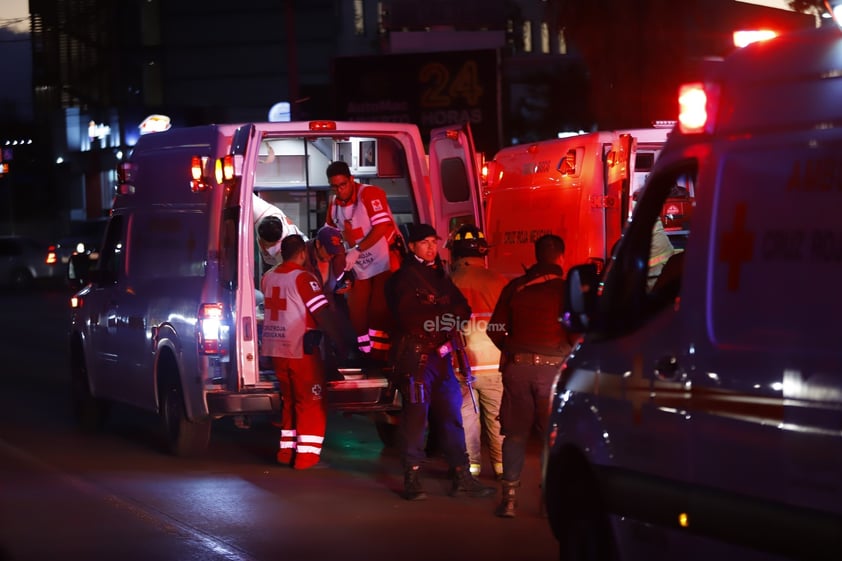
[677,82,720,135]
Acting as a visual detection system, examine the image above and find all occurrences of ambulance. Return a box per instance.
[67,120,484,455]
[480,124,675,279]
[543,21,842,561]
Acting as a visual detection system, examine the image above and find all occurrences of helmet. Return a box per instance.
[447,224,489,259]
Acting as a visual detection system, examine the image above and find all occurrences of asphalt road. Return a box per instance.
[0,285,559,561]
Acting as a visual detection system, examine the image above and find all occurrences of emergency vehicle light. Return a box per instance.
[733,30,778,48]
[214,155,235,184]
[190,155,212,192]
[481,160,503,189]
[678,82,719,135]
[309,120,337,131]
[198,303,225,355]
[190,156,203,181]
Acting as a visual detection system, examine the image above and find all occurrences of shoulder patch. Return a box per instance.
[309,280,321,292]
[371,199,383,212]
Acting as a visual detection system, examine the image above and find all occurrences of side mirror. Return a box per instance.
[562,263,599,332]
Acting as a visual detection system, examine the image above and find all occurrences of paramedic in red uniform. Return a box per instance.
[325,160,397,361]
[487,234,580,517]
[261,234,348,470]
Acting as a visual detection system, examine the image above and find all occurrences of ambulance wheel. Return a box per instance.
[70,348,109,432]
[160,375,211,457]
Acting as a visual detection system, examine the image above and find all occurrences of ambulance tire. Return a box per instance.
[70,349,109,432]
[545,448,618,561]
[159,373,211,457]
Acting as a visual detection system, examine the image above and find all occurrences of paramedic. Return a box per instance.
[447,224,507,479]
[254,194,305,268]
[261,234,348,470]
[385,223,496,501]
[325,160,397,360]
[487,234,579,517]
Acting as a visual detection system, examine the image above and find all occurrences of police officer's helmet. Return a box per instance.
[447,224,489,259]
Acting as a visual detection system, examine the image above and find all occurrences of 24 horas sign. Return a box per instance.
[332,49,501,155]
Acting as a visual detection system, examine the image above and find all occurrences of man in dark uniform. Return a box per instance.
[385,223,495,501]
[487,234,579,517]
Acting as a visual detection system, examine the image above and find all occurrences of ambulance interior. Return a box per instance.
[253,135,418,240]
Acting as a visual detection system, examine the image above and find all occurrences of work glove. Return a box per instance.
[344,248,360,271]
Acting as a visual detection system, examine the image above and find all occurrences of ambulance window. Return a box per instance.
[440,158,470,203]
[635,152,655,172]
[558,148,584,177]
[601,161,696,330]
[95,215,125,285]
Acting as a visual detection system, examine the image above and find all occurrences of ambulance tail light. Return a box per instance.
[190,155,212,192]
[198,303,227,355]
[678,82,719,135]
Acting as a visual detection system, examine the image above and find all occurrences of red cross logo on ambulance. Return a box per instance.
[718,202,755,292]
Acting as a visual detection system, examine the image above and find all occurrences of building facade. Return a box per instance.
[24,0,813,226]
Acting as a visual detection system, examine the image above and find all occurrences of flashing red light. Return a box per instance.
[190,156,203,181]
[678,82,719,134]
[309,121,337,131]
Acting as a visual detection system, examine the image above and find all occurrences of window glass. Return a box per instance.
[440,157,470,203]
[601,162,696,330]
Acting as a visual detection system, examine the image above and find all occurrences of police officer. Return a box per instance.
[487,234,579,517]
[447,224,507,479]
[385,223,495,501]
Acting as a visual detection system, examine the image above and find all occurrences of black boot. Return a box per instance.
[449,465,495,498]
[403,465,427,501]
[495,479,519,518]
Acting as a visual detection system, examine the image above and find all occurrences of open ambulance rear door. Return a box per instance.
[223,123,262,389]
[428,123,485,249]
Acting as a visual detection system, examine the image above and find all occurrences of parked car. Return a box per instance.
[0,235,63,288]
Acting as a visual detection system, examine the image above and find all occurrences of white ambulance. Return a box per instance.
[68,120,483,455]
[480,125,674,279]
[543,23,842,561]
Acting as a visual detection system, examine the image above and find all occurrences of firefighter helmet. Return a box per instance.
[447,224,489,259]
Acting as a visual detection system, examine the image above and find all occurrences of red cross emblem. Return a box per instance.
[264,286,287,321]
[343,220,364,245]
[718,202,755,292]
